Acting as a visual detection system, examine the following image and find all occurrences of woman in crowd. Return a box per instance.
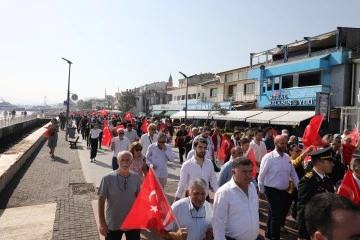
[129,142,147,182]
[47,118,59,158]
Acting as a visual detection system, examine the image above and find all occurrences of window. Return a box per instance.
[210,88,217,97]
[228,85,237,95]
[274,77,280,90]
[188,94,196,99]
[282,75,294,88]
[238,71,246,80]
[173,96,176,101]
[177,96,181,100]
[267,78,273,91]
[298,71,321,87]
[263,82,267,93]
[181,95,185,100]
[225,73,233,82]
[244,83,255,94]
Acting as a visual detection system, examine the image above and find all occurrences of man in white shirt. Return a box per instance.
[193,126,220,172]
[212,157,259,240]
[353,158,360,189]
[139,123,158,156]
[160,178,213,240]
[124,123,139,144]
[258,135,299,240]
[174,138,219,202]
[250,128,267,178]
[111,128,130,170]
[146,133,175,188]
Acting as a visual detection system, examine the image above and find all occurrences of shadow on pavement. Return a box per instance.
[52,156,69,164]
[93,160,112,169]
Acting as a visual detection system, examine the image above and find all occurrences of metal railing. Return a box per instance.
[206,92,257,102]
[0,114,39,128]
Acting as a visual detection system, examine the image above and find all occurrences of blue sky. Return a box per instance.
[1,0,359,105]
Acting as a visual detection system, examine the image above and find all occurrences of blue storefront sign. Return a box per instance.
[185,102,232,110]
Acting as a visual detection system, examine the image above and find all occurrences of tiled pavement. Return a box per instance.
[0,131,99,239]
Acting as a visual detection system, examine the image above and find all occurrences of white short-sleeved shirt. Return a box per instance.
[124,129,139,144]
[164,197,213,240]
[111,137,130,157]
[90,128,102,139]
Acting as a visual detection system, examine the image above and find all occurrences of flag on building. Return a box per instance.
[121,168,175,231]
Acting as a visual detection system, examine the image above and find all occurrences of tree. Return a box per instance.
[205,103,228,126]
[118,91,137,112]
[83,100,92,110]
[77,99,85,110]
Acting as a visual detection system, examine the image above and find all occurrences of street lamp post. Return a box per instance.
[179,72,189,123]
[62,57,72,141]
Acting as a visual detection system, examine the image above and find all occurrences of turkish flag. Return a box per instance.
[121,168,175,231]
[302,114,324,146]
[101,120,112,147]
[245,148,257,178]
[141,119,150,133]
[218,135,233,164]
[337,169,360,204]
[348,127,359,146]
[313,134,328,147]
[113,125,125,132]
[123,111,132,121]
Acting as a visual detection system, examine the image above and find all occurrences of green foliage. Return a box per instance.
[76,99,85,110]
[83,100,92,110]
[118,91,137,112]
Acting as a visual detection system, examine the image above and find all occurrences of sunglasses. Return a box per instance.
[135,148,142,151]
[118,133,124,135]
[296,150,302,153]
[158,141,165,144]
[150,129,156,131]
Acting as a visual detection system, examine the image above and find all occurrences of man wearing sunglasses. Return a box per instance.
[98,151,141,240]
[161,178,213,240]
[145,133,175,188]
[111,128,130,170]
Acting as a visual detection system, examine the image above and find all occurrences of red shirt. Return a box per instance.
[342,144,356,164]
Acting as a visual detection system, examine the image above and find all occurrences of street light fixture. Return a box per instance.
[62,57,72,141]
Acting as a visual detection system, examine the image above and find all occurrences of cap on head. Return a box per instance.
[308,146,334,163]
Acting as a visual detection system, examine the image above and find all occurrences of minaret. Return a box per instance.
[167,73,173,88]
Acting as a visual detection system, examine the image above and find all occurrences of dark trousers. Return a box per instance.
[105,229,140,240]
[178,146,185,163]
[98,137,102,149]
[264,186,287,240]
[90,138,98,159]
[81,128,86,139]
[112,156,119,170]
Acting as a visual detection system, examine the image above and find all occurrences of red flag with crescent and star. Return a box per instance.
[141,118,150,133]
[245,148,257,178]
[337,169,360,204]
[121,168,175,231]
[101,120,112,147]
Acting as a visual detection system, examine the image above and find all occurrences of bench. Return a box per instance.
[69,136,80,149]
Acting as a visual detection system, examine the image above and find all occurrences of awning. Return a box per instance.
[246,111,289,124]
[213,111,263,121]
[170,111,216,119]
[270,111,315,126]
[164,110,179,117]
[150,110,165,116]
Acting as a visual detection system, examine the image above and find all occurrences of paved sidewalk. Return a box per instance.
[0,130,99,239]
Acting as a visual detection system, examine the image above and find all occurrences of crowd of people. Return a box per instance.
[53,111,360,240]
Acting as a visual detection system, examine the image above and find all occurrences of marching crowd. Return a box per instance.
[55,111,360,240]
